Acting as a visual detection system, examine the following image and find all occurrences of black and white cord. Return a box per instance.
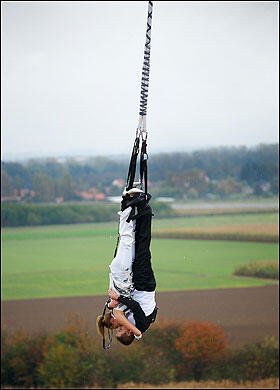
[139,1,153,119]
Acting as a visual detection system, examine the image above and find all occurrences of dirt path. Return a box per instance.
[2,285,278,345]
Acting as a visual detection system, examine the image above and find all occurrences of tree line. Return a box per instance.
[1,201,174,227]
[2,316,278,388]
[1,143,278,202]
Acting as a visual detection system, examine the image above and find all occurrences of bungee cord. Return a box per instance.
[126,1,153,194]
[139,0,153,119]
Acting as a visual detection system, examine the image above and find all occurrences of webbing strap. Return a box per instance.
[125,135,148,195]
[101,300,113,350]
[126,136,140,191]
[140,139,148,195]
[113,232,120,258]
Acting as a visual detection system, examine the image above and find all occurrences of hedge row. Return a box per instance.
[1,201,175,227]
[1,315,278,389]
[234,261,279,280]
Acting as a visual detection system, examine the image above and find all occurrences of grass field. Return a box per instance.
[1,212,278,301]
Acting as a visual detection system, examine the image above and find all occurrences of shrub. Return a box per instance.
[37,343,81,388]
[205,336,279,383]
[1,201,175,227]
[236,336,279,381]
[175,321,227,381]
[1,318,278,388]
[188,188,199,199]
[1,328,48,388]
[234,260,279,280]
[141,320,182,377]
[148,201,175,218]
[140,320,182,383]
[37,314,100,388]
[1,203,119,227]
[26,212,42,225]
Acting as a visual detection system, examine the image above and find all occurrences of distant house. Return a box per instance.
[1,196,20,202]
[20,189,30,198]
[77,191,94,200]
[88,188,97,195]
[112,179,125,188]
[1,188,36,202]
[94,193,105,201]
[76,190,105,201]
[19,188,35,199]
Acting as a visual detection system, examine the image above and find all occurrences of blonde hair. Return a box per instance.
[96,312,113,338]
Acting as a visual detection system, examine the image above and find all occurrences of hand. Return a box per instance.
[108,288,120,301]
[108,299,119,309]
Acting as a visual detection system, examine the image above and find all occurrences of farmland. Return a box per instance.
[153,223,278,242]
[2,212,278,300]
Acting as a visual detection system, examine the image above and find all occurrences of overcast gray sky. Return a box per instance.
[2,1,279,160]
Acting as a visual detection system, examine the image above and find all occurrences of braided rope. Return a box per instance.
[139,1,153,118]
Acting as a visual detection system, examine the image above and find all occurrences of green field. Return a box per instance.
[2,213,278,300]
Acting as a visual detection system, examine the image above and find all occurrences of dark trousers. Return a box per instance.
[132,210,156,292]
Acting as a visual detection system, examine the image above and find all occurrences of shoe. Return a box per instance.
[121,190,144,212]
[122,182,142,196]
[131,193,153,220]
[129,192,152,210]
[127,188,144,195]
[123,192,153,221]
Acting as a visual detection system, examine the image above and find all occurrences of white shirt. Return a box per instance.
[133,289,156,316]
[126,290,156,326]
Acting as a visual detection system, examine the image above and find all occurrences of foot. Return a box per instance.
[123,192,153,221]
[121,184,144,211]
[122,182,142,197]
[128,192,152,210]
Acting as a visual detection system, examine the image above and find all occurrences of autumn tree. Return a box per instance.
[175,321,227,381]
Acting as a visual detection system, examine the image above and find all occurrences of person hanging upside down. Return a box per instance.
[96,185,157,346]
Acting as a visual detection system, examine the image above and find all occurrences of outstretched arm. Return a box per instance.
[112,309,142,336]
[109,288,148,332]
[107,299,119,309]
